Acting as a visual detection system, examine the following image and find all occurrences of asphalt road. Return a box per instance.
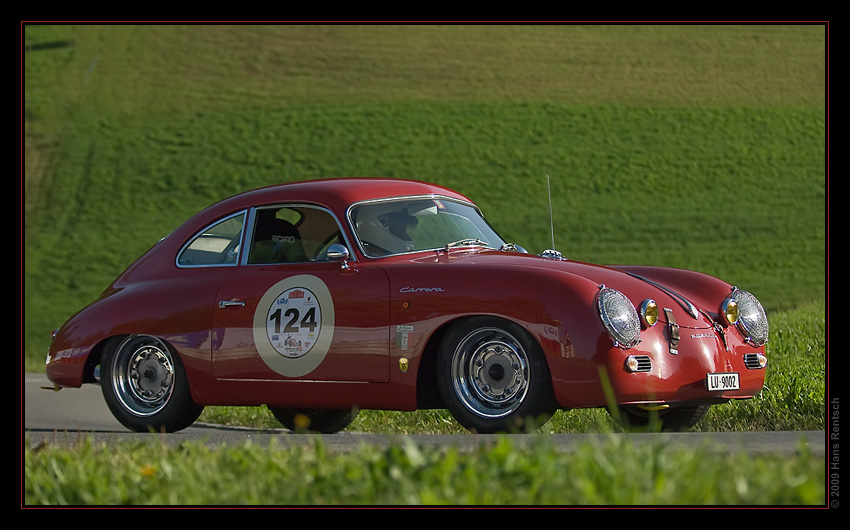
[24,373,826,454]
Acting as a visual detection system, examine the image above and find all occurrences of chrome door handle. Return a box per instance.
[218,300,246,309]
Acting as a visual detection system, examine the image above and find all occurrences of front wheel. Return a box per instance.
[101,335,203,433]
[436,317,557,433]
[267,406,359,433]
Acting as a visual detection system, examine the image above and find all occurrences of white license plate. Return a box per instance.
[706,372,740,391]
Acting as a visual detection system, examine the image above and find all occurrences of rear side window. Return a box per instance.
[177,212,246,267]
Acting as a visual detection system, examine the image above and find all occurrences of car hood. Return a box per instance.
[398,249,732,329]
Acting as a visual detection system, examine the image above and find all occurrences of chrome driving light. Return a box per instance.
[639,299,659,328]
[597,287,641,349]
[730,289,769,347]
[720,297,739,326]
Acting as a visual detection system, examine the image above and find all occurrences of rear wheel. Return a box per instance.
[615,404,709,432]
[267,406,359,433]
[436,317,556,433]
[101,335,203,433]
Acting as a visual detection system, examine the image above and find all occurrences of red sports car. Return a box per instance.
[45,178,768,434]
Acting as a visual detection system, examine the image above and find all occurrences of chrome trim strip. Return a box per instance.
[626,272,699,319]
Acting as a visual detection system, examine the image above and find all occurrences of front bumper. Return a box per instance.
[607,331,767,405]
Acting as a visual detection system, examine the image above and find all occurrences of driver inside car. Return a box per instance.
[357,207,419,256]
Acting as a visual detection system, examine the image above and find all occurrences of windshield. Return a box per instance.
[350,198,506,257]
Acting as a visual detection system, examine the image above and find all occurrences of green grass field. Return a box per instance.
[23,23,828,505]
[24,25,826,364]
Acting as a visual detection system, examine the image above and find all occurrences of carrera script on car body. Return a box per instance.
[45,178,769,434]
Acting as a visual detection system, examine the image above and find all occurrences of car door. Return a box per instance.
[211,204,390,382]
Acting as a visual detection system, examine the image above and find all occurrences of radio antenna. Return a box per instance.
[546,170,555,249]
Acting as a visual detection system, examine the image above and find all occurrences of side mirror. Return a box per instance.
[326,243,351,269]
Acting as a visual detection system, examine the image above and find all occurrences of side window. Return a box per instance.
[177,212,245,267]
[247,205,345,264]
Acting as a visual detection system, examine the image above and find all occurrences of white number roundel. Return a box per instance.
[265,286,321,359]
[253,275,335,377]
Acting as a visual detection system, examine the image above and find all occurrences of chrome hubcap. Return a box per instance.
[452,328,529,418]
[112,337,175,417]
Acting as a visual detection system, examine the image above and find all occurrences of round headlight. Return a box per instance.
[597,287,641,349]
[731,289,768,347]
[640,299,659,327]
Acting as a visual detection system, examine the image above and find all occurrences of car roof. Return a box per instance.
[215,178,471,214]
[166,178,474,251]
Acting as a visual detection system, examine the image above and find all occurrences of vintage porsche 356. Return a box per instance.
[45,178,768,434]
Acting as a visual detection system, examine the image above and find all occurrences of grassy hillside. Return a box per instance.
[23,24,826,366]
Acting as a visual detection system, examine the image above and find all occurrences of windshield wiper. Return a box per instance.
[444,238,492,251]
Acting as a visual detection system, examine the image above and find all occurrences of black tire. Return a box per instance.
[614,404,710,432]
[267,406,359,434]
[436,317,557,433]
[101,335,203,433]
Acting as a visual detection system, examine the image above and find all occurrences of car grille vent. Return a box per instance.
[743,353,763,369]
[633,355,652,372]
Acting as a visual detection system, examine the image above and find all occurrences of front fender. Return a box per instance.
[385,259,611,406]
